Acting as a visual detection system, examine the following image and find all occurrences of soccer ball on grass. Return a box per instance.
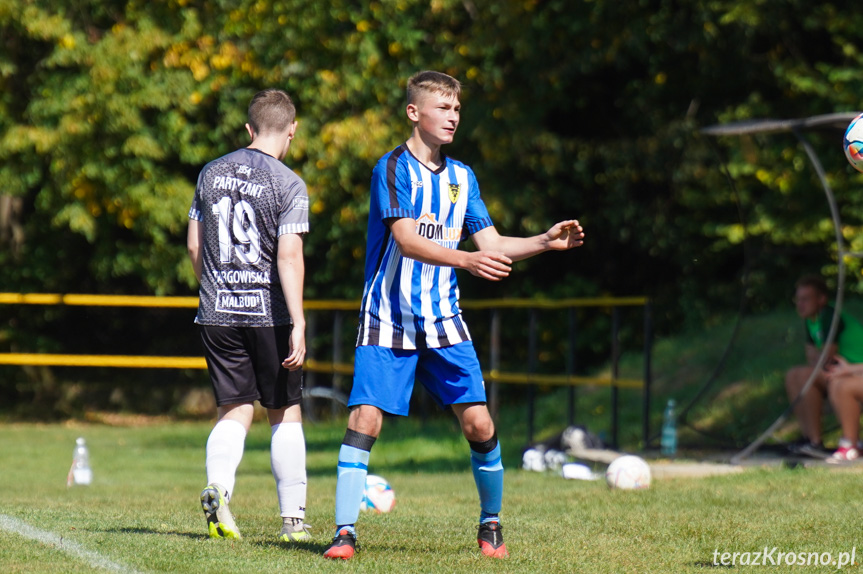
[605,455,651,490]
[360,474,396,513]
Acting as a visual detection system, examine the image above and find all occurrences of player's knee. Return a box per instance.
[348,405,383,437]
[461,416,494,442]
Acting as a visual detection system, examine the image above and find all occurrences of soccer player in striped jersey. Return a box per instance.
[188,89,311,543]
[323,71,585,560]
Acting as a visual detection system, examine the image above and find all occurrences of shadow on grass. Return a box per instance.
[139,411,520,476]
[98,526,205,540]
[253,538,333,555]
[289,455,468,477]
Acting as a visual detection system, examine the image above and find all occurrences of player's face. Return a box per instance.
[794,285,826,319]
[413,92,460,145]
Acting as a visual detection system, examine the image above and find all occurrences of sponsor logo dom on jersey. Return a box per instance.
[415,213,460,244]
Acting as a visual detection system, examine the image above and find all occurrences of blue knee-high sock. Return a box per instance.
[334,429,376,530]
[469,435,503,524]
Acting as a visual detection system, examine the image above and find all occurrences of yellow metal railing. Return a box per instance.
[0,292,651,446]
[0,292,357,311]
[0,292,645,388]
[0,293,646,310]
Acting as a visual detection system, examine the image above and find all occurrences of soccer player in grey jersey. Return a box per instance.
[187,89,311,542]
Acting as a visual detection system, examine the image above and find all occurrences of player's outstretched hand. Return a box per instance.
[545,220,585,251]
[282,327,306,371]
[465,251,512,281]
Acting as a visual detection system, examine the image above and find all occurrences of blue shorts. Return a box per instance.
[349,342,487,416]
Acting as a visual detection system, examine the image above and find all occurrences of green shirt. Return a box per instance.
[805,305,863,363]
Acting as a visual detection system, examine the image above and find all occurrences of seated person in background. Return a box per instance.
[785,275,863,457]
[825,357,863,461]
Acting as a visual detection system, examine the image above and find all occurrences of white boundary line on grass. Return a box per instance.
[0,513,143,573]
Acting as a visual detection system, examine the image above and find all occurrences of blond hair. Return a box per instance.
[406,71,461,105]
[247,89,296,135]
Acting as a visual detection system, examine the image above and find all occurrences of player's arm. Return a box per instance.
[389,217,512,281]
[806,342,837,366]
[277,233,306,371]
[187,219,204,282]
[470,220,585,262]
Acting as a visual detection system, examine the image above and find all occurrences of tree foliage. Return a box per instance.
[2,0,863,326]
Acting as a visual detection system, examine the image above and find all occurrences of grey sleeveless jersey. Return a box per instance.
[189,147,309,327]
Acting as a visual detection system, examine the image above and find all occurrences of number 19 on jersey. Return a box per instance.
[212,196,261,265]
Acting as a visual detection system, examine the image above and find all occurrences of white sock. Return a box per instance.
[271,422,307,519]
[205,419,247,501]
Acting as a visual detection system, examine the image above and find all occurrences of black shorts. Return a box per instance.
[198,324,303,409]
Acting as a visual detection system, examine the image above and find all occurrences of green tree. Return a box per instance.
[3,0,863,343]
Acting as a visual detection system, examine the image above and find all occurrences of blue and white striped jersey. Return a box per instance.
[357,144,494,349]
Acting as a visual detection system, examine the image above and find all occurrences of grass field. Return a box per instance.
[2,418,863,573]
[6,303,863,572]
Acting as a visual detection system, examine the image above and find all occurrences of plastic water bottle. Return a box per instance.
[67,437,93,486]
[660,399,677,456]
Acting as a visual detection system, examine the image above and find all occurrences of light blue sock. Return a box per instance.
[335,444,370,528]
[470,442,503,524]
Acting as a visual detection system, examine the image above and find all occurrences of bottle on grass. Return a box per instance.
[67,437,92,486]
[660,399,677,457]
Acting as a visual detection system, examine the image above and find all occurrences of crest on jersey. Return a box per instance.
[448,183,460,203]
